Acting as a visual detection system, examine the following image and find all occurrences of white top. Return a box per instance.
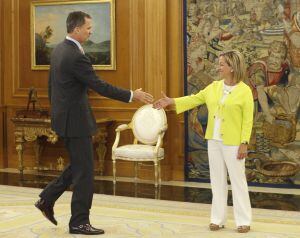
[65,36,133,102]
[212,81,236,141]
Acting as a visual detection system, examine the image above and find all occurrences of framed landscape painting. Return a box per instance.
[31,0,115,70]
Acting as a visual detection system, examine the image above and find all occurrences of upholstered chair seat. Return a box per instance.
[114,145,164,160]
[112,104,167,187]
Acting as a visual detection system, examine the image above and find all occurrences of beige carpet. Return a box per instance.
[0,185,299,237]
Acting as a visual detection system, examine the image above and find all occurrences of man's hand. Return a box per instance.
[153,92,174,110]
[133,88,154,104]
[237,143,248,160]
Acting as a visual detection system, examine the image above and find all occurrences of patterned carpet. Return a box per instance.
[0,185,299,237]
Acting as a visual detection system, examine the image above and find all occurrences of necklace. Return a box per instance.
[223,87,231,95]
[223,84,235,95]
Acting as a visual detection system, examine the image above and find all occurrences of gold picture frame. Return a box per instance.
[31,0,116,70]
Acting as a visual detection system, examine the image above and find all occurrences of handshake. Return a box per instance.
[133,88,174,110]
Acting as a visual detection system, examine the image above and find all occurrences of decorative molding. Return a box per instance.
[129,0,144,91]
[12,0,20,96]
[167,0,184,97]
[144,0,167,99]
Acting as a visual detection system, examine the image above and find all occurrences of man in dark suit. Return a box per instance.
[34,11,153,235]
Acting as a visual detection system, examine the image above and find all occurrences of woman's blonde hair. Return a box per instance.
[219,50,247,83]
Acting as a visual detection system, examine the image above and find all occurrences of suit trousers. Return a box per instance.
[39,136,94,227]
[207,140,252,227]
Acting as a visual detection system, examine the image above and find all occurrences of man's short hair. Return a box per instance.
[66,11,91,33]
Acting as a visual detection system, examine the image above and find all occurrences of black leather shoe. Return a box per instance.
[34,198,57,226]
[69,224,105,235]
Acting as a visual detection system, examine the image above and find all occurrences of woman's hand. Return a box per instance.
[153,92,174,110]
[237,143,248,160]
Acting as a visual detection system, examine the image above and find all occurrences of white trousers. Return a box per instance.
[208,140,252,226]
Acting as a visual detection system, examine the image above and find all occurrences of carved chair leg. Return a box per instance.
[113,159,116,185]
[134,181,138,198]
[154,161,158,187]
[158,160,161,184]
[113,182,116,196]
[155,185,158,199]
[157,160,162,199]
[96,143,107,176]
[158,184,161,199]
[16,143,24,176]
[155,184,161,200]
[134,162,138,183]
[33,139,44,170]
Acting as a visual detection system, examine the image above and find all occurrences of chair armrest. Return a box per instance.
[154,125,167,154]
[115,124,131,132]
[154,133,163,154]
[160,125,168,133]
[112,124,131,152]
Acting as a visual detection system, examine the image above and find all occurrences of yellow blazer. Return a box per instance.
[175,80,254,145]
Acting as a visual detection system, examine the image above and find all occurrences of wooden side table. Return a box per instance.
[11,117,113,176]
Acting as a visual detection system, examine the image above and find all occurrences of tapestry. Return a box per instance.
[184,0,300,186]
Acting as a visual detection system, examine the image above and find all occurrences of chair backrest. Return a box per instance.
[132,104,167,145]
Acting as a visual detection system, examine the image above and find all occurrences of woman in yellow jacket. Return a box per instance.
[154,50,254,233]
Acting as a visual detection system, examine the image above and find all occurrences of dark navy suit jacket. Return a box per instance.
[48,39,131,137]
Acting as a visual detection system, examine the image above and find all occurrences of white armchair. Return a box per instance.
[112,104,167,187]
